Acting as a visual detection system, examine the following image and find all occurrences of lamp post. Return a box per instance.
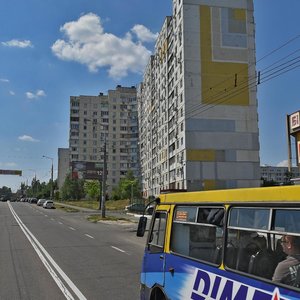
[42,155,54,200]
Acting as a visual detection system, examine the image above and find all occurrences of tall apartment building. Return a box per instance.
[138,0,260,197]
[69,85,139,195]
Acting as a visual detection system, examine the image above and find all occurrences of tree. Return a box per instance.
[61,173,85,200]
[283,171,294,185]
[84,180,101,200]
[111,170,141,200]
[0,186,12,200]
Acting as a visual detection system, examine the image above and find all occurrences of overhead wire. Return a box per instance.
[183,34,300,115]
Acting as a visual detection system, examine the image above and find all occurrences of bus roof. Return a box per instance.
[158,185,300,204]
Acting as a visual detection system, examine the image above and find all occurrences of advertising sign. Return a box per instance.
[289,111,300,134]
[298,141,300,165]
[72,161,103,180]
[0,169,22,176]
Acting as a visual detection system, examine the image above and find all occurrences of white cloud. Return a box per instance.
[0,78,9,83]
[0,162,17,167]
[1,39,33,48]
[18,135,39,142]
[51,13,156,79]
[26,89,46,99]
[9,91,15,96]
[277,160,288,167]
[131,24,158,42]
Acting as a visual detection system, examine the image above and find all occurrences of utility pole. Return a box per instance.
[101,136,107,218]
[98,174,102,210]
[43,155,54,200]
[287,114,292,173]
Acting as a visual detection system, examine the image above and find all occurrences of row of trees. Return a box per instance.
[60,170,141,201]
[20,177,58,199]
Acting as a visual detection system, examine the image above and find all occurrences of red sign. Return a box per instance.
[290,112,300,131]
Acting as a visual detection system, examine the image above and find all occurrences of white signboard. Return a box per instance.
[290,111,300,130]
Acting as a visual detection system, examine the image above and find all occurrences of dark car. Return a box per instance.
[30,198,38,204]
[125,203,145,213]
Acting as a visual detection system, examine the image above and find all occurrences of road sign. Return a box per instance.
[0,169,22,176]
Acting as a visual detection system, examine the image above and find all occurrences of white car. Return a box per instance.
[37,199,47,206]
[43,200,54,209]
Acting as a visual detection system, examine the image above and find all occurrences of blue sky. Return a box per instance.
[0,0,299,192]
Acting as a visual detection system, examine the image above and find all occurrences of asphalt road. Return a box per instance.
[0,201,147,300]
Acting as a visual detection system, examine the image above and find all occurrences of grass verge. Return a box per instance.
[55,204,80,213]
[87,214,132,223]
[57,199,130,211]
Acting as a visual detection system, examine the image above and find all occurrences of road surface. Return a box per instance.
[0,201,147,300]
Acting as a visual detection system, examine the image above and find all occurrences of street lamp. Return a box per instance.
[42,155,54,200]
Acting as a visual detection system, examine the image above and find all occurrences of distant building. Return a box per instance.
[260,166,300,184]
[137,0,260,198]
[57,148,70,189]
[68,85,139,195]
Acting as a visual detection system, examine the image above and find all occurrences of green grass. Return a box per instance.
[57,199,130,211]
[87,214,131,223]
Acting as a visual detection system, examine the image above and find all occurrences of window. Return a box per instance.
[149,212,167,253]
[170,206,224,264]
[226,207,300,285]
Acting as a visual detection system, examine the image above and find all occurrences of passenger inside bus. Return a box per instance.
[272,235,300,286]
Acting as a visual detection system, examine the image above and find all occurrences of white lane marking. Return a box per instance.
[51,218,55,221]
[8,202,87,300]
[111,246,126,253]
[44,215,48,217]
[69,227,75,231]
[84,234,94,239]
[58,222,63,225]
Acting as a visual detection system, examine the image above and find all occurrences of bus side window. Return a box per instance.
[226,207,280,281]
[148,212,167,253]
[170,206,224,265]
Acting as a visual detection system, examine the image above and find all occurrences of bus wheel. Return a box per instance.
[150,288,166,300]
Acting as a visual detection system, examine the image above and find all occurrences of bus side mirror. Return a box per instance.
[137,216,147,237]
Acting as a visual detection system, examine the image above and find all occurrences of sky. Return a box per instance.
[0,0,299,192]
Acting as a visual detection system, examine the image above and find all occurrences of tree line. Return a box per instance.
[60,170,141,201]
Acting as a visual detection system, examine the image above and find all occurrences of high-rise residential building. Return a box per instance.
[69,85,139,195]
[137,0,260,198]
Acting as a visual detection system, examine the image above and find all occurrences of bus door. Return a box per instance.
[143,211,168,289]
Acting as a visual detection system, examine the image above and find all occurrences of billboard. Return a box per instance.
[71,161,103,180]
[0,169,22,176]
[298,141,300,165]
[289,111,300,135]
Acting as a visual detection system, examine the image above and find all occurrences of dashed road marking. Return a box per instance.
[84,234,94,239]
[111,246,126,253]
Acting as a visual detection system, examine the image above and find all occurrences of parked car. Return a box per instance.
[29,198,38,204]
[37,199,47,206]
[125,203,145,213]
[43,200,54,209]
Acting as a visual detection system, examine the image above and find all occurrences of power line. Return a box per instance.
[181,35,300,119]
